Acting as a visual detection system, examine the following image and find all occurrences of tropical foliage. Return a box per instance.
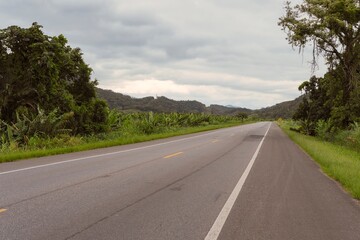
[0,110,244,153]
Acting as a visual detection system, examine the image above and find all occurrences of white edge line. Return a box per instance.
[204,122,272,240]
[0,124,254,176]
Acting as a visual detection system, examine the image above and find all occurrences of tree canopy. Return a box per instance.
[279,0,360,130]
[0,23,108,134]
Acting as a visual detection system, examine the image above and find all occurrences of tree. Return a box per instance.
[235,112,248,121]
[279,0,360,127]
[0,23,108,134]
[293,75,331,135]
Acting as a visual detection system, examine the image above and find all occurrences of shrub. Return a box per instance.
[315,120,335,141]
[0,107,70,146]
[346,122,360,149]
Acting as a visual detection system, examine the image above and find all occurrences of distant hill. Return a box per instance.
[96,87,301,119]
[255,96,303,119]
[96,88,207,113]
[208,104,252,115]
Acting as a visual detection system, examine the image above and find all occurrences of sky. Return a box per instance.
[0,0,326,109]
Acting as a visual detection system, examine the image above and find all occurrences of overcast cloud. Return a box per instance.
[0,0,326,109]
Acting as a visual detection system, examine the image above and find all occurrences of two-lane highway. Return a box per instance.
[0,122,359,240]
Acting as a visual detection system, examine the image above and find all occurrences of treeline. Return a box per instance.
[279,0,360,136]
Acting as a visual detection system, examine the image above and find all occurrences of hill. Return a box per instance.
[96,88,301,119]
[96,88,207,113]
[208,104,252,115]
[255,96,303,119]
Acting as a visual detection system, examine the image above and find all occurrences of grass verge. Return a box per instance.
[279,122,360,200]
[0,121,254,163]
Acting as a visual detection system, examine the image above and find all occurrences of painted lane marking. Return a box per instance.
[212,140,219,143]
[204,123,272,240]
[0,209,7,213]
[163,152,184,159]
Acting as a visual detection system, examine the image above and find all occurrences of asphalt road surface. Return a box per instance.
[0,122,359,240]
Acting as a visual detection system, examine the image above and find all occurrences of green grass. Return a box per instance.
[279,122,360,200]
[0,121,254,163]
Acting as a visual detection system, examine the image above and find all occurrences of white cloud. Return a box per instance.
[115,79,191,95]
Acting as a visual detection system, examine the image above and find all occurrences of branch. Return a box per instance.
[316,35,344,64]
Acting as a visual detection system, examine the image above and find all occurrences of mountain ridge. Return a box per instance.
[96,88,302,119]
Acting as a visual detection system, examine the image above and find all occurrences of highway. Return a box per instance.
[0,122,359,240]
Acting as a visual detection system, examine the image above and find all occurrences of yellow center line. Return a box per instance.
[163,152,183,159]
[0,209,7,213]
[212,140,220,143]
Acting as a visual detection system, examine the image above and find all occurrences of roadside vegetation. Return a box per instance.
[0,111,253,163]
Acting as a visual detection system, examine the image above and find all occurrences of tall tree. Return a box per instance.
[293,75,332,134]
[0,23,108,133]
[279,0,360,127]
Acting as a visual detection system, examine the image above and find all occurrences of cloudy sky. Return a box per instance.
[0,0,326,109]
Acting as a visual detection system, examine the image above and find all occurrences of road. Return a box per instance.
[0,122,359,240]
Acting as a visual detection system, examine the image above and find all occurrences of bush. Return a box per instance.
[0,107,70,146]
[28,134,83,149]
[70,98,109,134]
[315,120,335,141]
[344,122,360,149]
